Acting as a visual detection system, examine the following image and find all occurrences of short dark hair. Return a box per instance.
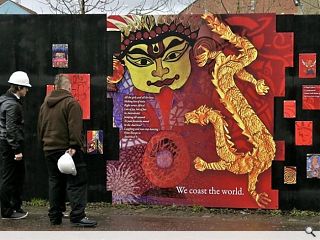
[9,84,23,93]
[54,74,70,90]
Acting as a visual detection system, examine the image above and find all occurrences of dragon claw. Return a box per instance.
[255,192,271,208]
[255,79,269,95]
[194,157,207,172]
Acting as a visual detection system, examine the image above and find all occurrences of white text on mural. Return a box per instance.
[176,186,244,196]
[123,95,159,138]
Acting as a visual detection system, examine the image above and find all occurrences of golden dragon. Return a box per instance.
[185,14,276,208]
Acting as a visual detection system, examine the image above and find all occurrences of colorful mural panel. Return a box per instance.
[106,14,293,209]
[52,44,68,68]
[299,53,316,79]
[307,154,320,179]
[284,166,297,184]
[87,130,103,154]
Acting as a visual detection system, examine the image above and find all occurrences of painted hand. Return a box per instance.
[194,157,207,172]
[255,79,269,95]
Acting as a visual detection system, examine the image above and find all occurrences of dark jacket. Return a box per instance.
[38,89,84,152]
[0,91,24,154]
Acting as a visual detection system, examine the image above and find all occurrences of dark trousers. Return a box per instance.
[45,150,87,223]
[0,140,25,217]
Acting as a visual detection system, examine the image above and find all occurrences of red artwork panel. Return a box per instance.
[283,100,296,118]
[46,74,90,119]
[302,85,320,110]
[295,121,313,146]
[299,53,316,78]
[65,74,90,120]
[46,85,54,95]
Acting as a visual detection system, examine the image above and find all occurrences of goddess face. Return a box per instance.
[123,35,192,93]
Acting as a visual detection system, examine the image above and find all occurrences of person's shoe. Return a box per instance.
[71,217,97,227]
[15,208,28,214]
[62,212,69,218]
[2,211,28,220]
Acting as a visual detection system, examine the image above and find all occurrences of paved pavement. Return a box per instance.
[0,204,319,231]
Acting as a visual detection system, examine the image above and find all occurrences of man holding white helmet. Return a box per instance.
[38,74,96,227]
[0,71,31,220]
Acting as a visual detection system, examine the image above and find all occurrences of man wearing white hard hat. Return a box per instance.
[0,71,31,220]
[38,74,96,227]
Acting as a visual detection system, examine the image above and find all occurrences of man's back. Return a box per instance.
[38,89,83,152]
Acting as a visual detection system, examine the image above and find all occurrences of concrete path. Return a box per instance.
[0,204,319,231]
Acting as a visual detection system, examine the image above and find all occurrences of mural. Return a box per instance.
[106,13,293,209]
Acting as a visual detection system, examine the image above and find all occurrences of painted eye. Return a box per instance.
[163,43,189,62]
[139,58,152,66]
[167,52,179,60]
[163,50,183,62]
[127,56,154,67]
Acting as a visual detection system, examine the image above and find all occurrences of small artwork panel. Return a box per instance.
[65,74,91,120]
[52,44,68,68]
[295,121,313,146]
[284,166,297,184]
[299,53,316,78]
[306,154,320,179]
[302,85,320,110]
[283,100,296,118]
[87,130,103,154]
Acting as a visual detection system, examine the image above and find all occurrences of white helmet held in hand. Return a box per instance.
[57,152,77,176]
[8,71,32,87]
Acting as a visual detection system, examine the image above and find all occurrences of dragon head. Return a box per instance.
[185,105,212,126]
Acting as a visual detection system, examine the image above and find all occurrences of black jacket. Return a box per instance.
[38,89,84,152]
[0,91,24,154]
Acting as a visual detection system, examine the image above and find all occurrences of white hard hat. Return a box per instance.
[57,152,77,176]
[8,71,32,87]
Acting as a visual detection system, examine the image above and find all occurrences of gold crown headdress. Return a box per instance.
[107,15,201,56]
